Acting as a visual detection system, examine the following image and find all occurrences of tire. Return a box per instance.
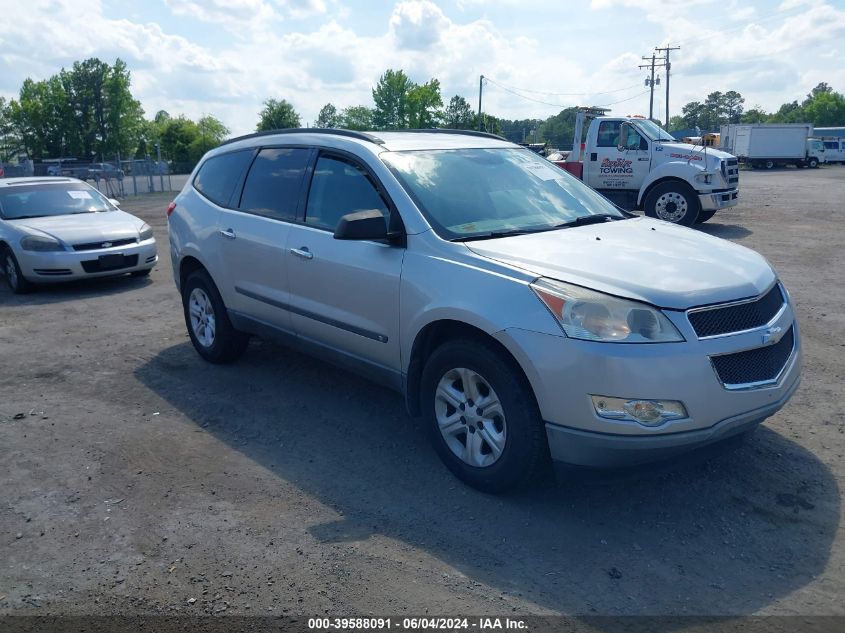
[807,158,819,169]
[2,246,33,294]
[182,269,249,363]
[420,339,548,493]
[696,208,718,223]
[643,181,700,226]
[131,268,152,278]
[764,160,775,170]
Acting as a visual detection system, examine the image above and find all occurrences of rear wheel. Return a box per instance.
[420,339,548,493]
[182,269,249,363]
[644,181,700,226]
[2,247,33,294]
[765,160,775,170]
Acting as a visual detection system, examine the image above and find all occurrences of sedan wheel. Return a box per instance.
[2,248,32,294]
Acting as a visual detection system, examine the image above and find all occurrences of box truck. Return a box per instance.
[720,123,825,169]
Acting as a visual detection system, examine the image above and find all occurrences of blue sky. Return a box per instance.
[2,0,844,136]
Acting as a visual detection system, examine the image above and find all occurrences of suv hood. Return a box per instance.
[465,217,775,310]
[8,210,143,245]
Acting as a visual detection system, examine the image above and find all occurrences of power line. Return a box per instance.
[483,76,649,109]
[482,78,642,97]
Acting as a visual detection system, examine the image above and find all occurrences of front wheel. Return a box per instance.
[2,247,33,294]
[420,340,548,493]
[807,158,819,168]
[643,181,700,226]
[696,208,718,223]
[182,269,249,363]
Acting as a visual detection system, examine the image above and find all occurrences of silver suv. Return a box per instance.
[168,129,801,492]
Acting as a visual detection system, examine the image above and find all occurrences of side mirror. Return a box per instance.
[334,209,389,240]
[108,198,121,207]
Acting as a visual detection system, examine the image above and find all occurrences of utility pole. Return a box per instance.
[477,75,484,131]
[638,53,665,121]
[655,45,680,128]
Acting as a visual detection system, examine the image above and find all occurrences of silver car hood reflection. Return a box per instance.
[465,217,775,310]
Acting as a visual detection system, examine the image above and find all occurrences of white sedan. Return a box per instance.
[0,177,157,294]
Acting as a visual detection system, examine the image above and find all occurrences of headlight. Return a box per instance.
[139,224,154,241]
[530,278,684,343]
[20,235,64,252]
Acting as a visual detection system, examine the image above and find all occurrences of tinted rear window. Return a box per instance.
[239,147,310,221]
[193,150,253,207]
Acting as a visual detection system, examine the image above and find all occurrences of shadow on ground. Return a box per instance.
[0,273,151,306]
[135,339,838,620]
[696,223,752,239]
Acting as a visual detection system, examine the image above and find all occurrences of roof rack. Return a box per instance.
[220,128,385,147]
[398,128,508,141]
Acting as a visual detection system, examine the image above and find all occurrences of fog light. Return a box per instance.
[591,396,687,427]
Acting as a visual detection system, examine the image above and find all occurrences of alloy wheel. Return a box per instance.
[434,367,507,468]
[189,287,216,348]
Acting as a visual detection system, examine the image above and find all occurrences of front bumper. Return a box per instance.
[699,188,739,211]
[494,300,801,466]
[16,239,158,283]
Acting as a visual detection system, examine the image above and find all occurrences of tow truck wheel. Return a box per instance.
[696,209,718,223]
[644,181,700,226]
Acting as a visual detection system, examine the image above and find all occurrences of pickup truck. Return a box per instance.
[561,111,739,225]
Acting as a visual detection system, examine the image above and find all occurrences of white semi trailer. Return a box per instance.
[720,123,825,169]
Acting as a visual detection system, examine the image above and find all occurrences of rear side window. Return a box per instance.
[239,147,310,221]
[305,155,389,231]
[193,149,253,207]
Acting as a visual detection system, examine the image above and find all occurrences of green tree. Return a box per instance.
[372,69,414,129]
[443,95,475,130]
[0,97,22,161]
[770,100,804,123]
[191,115,230,157]
[158,116,200,163]
[407,79,443,128]
[803,90,845,127]
[338,106,373,131]
[256,99,301,131]
[668,115,686,131]
[722,90,745,124]
[314,103,340,128]
[740,107,769,124]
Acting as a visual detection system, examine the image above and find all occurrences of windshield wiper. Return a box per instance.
[8,214,46,219]
[450,226,559,242]
[555,213,624,228]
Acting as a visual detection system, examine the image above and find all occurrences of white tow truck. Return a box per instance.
[560,108,740,225]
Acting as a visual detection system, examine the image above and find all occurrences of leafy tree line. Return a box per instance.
[0,57,229,166]
[669,83,845,131]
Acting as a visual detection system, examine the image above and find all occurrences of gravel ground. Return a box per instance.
[0,167,843,619]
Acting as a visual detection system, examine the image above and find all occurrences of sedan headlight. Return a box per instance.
[530,278,684,343]
[139,224,154,241]
[20,235,64,252]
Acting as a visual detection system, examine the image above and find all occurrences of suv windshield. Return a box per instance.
[381,148,624,240]
[0,183,113,220]
[633,119,675,142]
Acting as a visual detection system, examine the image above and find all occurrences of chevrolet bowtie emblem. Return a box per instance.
[101,242,113,248]
[762,326,784,346]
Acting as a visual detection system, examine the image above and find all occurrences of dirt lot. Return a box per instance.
[1,168,843,619]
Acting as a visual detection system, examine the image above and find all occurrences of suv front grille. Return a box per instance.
[711,326,794,388]
[689,284,784,338]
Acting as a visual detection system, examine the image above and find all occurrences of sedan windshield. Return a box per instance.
[0,183,113,220]
[381,148,625,240]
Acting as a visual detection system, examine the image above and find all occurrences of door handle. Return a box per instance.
[290,247,313,260]
[219,228,236,239]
